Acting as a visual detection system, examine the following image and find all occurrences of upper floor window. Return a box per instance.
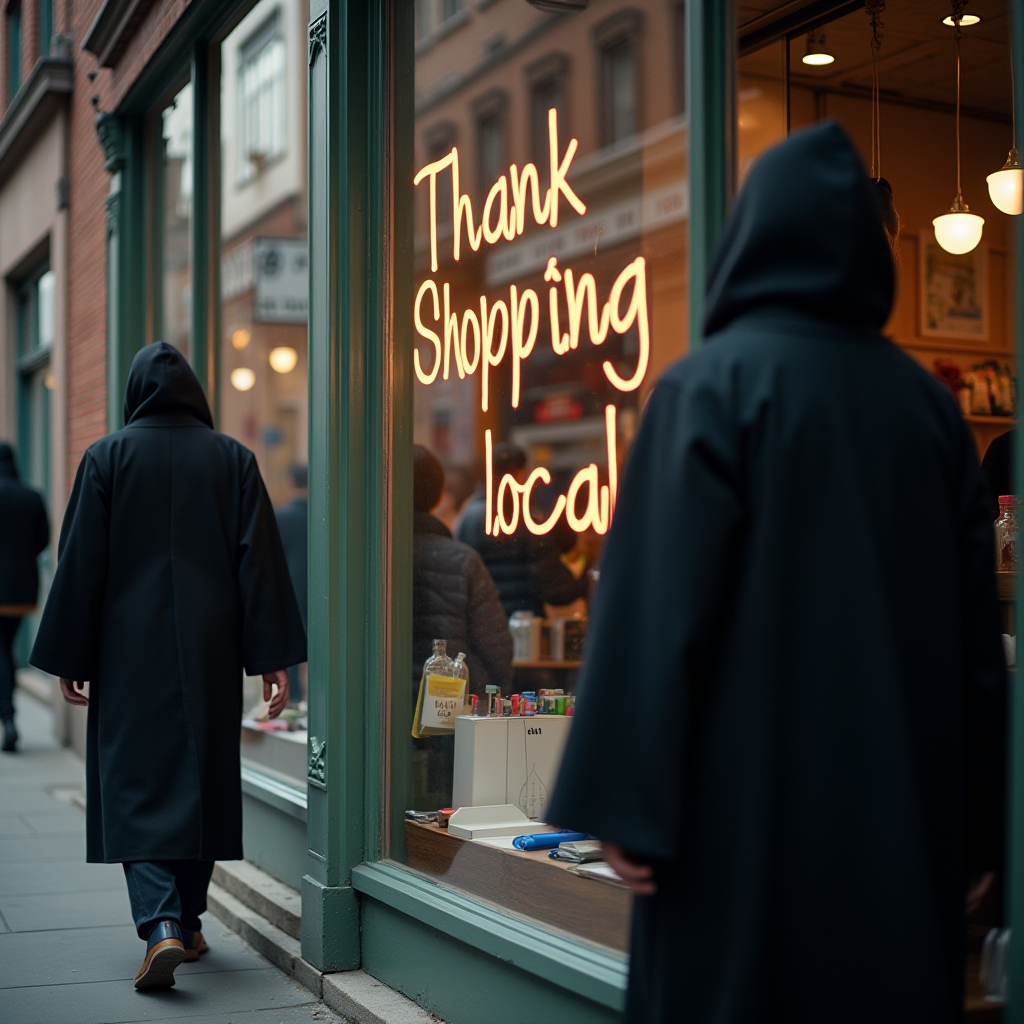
[238,12,286,183]
[526,52,569,172]
[6,2,21,102]
[594,9,643,147]
[439,0,465,25]
[423,120,457,235]
[39,0,51,56]
[472,89,508,196]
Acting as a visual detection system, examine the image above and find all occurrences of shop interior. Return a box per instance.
[398,1,1016,1015]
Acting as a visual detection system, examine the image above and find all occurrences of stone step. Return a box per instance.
[212,858,301,939]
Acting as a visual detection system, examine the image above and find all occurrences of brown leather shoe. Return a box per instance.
[183,930,209,962]
[135,921,186,990]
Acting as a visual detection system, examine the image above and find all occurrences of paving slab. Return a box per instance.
[0,885,135,932]
[0,966,320,1024]
[0,921,274,988]
[0,857,124,897]
[0,832,87,861]
[0,691,345,1024]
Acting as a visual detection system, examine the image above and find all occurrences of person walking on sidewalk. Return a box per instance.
[549,122,1007,1024]
[29,342,306,992]
[0,442,50,753]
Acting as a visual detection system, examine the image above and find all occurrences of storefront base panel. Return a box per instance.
[241,791,307,891]
[361,898,622,1024]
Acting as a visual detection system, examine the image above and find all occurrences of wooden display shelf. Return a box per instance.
[965,415,1016,425]
[404,821,631,952]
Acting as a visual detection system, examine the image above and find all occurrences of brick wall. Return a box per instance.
[64,0,109,495]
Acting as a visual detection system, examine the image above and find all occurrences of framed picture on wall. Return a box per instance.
[919,234,988,341]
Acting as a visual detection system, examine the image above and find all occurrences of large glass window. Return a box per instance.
[390,0,688,952]
[219,0,309,786]
[158,81,194,359]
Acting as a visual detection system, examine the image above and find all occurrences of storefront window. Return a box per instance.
[159,81,194,359]
[218,0,310,785]
[390,0,688,952]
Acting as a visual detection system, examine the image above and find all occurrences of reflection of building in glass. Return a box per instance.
[413,0,688,510]
[162,82,193,359]
[218,0,309,506]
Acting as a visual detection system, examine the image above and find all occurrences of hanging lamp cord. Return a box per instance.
[866,1,885,178]
[950,1,967,198]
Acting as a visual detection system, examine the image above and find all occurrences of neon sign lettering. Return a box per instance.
[413,108,650,537]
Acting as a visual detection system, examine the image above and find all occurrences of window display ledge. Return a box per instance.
[241,764,307,822]
[351,861,627,1012]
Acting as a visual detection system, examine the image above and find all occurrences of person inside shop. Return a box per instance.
[456,442,587,617]
[276,463,308,701]
[0,442,50,753]
[413,444,512,807]
[549,122,1006,1024]
[981,428,1014,519]
[30,342,306,992]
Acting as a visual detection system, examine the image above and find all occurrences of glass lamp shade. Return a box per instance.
[269,346,298,373]
[230,367,256,391]
[987,151,1023,215]
[933,195,984,254]
[802,33,834,66]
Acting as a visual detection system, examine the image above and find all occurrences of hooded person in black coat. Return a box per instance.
[548,122,1006,1024]
[30,342,306,989]
[0,442,50,751]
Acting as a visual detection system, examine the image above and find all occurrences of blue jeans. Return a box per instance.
[122,860,215,940]
[0,616,20,722]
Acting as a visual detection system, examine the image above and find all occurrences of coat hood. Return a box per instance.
[124,342,214,427]
[0,442,17,479]
[703,121,894,338]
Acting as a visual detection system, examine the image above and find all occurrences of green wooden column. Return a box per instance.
[685,0,734,349]
[303,0,387,972]
[96,112,145,432]
[1008,2,1024,1017]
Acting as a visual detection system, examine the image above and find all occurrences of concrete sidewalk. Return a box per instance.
[0,688,343,1024]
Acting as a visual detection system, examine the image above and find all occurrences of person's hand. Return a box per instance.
[602,841,657,896]
[263,670,290,719]
[967,871,996,915]
[59,678,88,707]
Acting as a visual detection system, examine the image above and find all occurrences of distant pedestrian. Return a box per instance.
[30,343,306,991]
[550,123,1006,1023]
[276,463,308,700]
[0,442,50,752]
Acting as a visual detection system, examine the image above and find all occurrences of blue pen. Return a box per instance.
[512,830,590,852]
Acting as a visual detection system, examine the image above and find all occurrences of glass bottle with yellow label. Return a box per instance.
[412,640,467,738]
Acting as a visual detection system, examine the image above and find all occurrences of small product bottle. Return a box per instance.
[424,639,455,681]
[452,652,469,715]
[484,684,500,717]
[996,495,1019,571]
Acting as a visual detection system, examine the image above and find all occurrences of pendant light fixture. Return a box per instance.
[866,1,885,180]
[801,32,834,66]
[987,38,1023,215]
[934,3,985,254]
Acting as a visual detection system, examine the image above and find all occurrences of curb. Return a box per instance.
[207,863,444,1023]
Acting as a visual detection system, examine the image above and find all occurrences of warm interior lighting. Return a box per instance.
[269,346,298,373]
[935,11,984,254]
[988,152,1024,215]
[231,328,251,350]
[802,32,834,66]
[44,374,56,390]
[942,14,981,26]
[934,200,986,254]
[230,367,256,391]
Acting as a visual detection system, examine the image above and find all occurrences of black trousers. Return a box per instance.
[122,860,215,940]
[0,616,20,722]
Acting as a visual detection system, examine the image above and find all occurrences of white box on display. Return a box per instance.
[446,804,551,840]
[452,714,573,820]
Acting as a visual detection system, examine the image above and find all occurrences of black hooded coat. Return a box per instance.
[548,122,1006,1023]
[0,444,50,608]
[30,343,307,863]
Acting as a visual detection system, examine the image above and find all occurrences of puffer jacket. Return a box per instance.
[455,495,587,616]
[413,512,513,696]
